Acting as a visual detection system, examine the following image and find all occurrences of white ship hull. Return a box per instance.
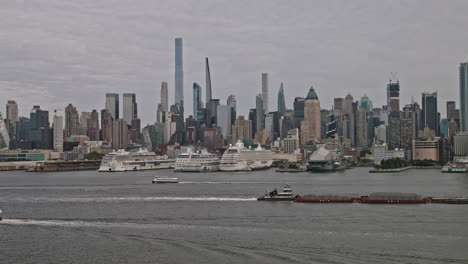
[174,164,219,172]
[98,148,174,172]
[174,150,220,172]
[219,141,274,172]
[220,160,251,171]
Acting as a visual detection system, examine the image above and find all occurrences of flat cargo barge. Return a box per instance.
[294,194,359,203]
[27,160,101,172]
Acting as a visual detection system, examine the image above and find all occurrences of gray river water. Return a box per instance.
[1,168,467,263]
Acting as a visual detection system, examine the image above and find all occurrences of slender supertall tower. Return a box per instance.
[277,82,286,116]
[161,82,168,112]
[205,57,212,104]
[262,73,269,113]
[175,38,184,106]
[460,62,468,131]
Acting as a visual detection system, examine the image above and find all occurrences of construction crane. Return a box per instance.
[390,72,399,83]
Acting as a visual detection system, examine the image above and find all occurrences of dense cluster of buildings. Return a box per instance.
[1,38,468,165]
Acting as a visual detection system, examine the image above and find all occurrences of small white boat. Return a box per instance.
[152,177,179,184]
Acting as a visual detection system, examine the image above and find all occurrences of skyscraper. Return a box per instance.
[101,109,113,142]
[6,100,18,138]
[105,93,119,120]
[256,94,265,133]
[216,105,231,139]
[0,111,10,149]
[161,82,169,112]
[293,97,305,128]
[205,57,212,104]
[79,112,91,136]
[359,94,372,112]
[227,95,236,125]
[123,93,137,124]
[65,104,79,137]
[89,110,100,141]
[387,81,400,113]
[460,62,468,131]
[175,37,184,106]
[261,73,269,113]
[421,92,438,135]
[29,106,51,149]
[193,83,202,120]
[52,110,63,152]
[300,87,321,144]
[206,99,220,128]
[277,82,286,117]
[112,119,128,150]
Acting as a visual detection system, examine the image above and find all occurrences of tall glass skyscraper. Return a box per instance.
[277,82,286,116]
[460,62,468,131]
[105,93,119,120]
[123,93,137,124]
[227,95,236,125]
[193,83,202,120]
[261,73,268,113]
[421,92,438,135]
[175,38,184,106]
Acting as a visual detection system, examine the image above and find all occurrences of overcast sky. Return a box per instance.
[1,0,467,125]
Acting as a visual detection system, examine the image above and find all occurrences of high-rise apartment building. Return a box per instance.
[261,73,269,113]
[112,119,128,150]
[355,108,368,150]
[206,99,220,128]
[175,37,184,106]
[29,106,51,149]
[89,110,100,141]
[101,109,113,142]
[193,83,202,120]
[52,110,63,152]
[123,93,137,124]
[161,82,169,112]
[65,104,79,137]
[277,83,286,117]
[231,116,252,144]
[460,62,468,131]
[256,94,265,133]
[79,112,91,136]
[105,93,119,120]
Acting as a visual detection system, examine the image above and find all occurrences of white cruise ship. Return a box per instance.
[98,148,174,172]
[220,140,274,171]
[174,149,220,172]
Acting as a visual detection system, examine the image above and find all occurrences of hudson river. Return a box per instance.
[1,168,467,263]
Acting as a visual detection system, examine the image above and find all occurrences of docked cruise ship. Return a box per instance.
[220,140,274,171]
[174,149,220,172]
[98,148,174,172]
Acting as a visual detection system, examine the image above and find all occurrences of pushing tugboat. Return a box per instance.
[257,184,294,201]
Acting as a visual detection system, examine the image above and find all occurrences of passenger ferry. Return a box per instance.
[174,149,220,172]
[152,177,179,184]
[220,140,274,171]
[98,148,174,172]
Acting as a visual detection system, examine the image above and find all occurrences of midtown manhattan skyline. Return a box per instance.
[1,0,467,124]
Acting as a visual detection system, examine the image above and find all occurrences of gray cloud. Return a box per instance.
[0,0,467,124]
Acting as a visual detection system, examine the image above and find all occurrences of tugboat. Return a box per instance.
[257,184,294,201]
